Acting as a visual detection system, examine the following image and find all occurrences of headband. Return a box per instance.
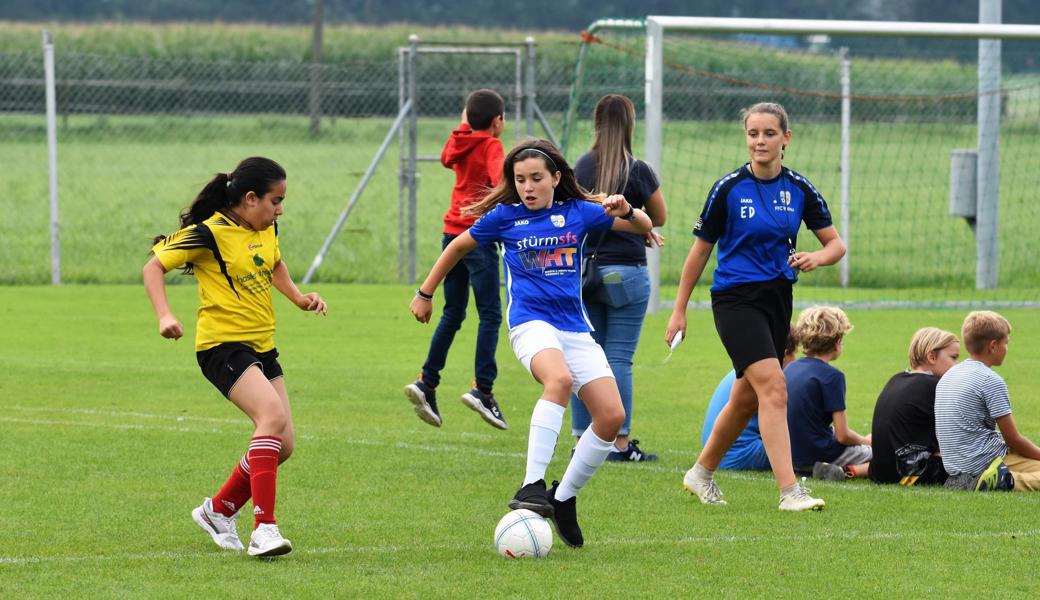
[519,147,559,173]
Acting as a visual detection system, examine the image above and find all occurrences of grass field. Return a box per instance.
[2,284,1039,597]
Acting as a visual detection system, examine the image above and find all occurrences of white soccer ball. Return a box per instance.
[493,509,552,559]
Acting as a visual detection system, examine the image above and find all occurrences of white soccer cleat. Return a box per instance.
[682,467,727,505]
[248,523,293,557]
[191,497,245,551]
[778,485,826,512]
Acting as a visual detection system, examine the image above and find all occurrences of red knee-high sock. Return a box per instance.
[211,455,251,517]
[248,436,282,528]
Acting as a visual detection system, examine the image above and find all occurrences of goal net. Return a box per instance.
[563,17,1040,308]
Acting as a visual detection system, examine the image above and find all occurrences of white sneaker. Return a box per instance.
[191,497,244,551]
[778,485,826,512]
[682,467,727,505]
[248,523,293,557]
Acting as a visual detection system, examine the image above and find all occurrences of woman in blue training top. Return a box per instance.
[410,139,652,549]
[665,102,846,512]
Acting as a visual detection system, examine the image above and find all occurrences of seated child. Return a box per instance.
[785,305,872,481]
[700,331,797,471]
[869,327,960,486]
[935,310,1040,491]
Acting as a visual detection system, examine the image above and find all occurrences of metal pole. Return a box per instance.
[308,0,324,137]
[976,0,1000,289]
[398,47,407,282]
[407,35,419,284]
[514,49,522,143]
[43,30,60,285]
[525,37,536,137]
[304,101,413,284]
[839,47,851,289]
[644,18,664,314]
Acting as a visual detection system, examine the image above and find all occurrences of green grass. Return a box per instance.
[1,284,1039,596]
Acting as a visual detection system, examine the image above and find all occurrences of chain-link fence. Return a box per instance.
[0,36,577,284]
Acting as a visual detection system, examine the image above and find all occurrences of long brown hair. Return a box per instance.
[590,94,635,195]
[463,139,590,217]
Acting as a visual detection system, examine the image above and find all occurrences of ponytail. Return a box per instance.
[151,156,286,273]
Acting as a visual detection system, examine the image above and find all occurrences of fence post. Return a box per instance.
[308,0,324,137]
[407,35,419,284]
[644,18,664,314]
[976,0,1000,289]
[398,47,407,282]
[525,37,536,137]
[43,30,60,285]
[839,46,851,288]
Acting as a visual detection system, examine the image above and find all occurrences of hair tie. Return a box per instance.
[520,147,559,173]
[226,174,234,188]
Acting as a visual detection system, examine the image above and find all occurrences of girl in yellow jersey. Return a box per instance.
[143,156,327,558]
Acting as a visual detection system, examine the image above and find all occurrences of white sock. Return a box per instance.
[693,463,714,482]
[523,400,565,485]
[554,428,614,501]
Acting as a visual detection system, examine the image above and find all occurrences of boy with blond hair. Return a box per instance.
[785,305,872,480]
[935,311,1040,491]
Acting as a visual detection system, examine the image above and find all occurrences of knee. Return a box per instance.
[441,307,466,328]
[598,404,626,435]
[544,373,574,399]
[757,381,788,412]
[279,436,294,463]
[257,406,289,435]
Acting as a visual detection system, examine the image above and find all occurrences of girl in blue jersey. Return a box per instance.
[410,139,653,548]
[665,102,846,512]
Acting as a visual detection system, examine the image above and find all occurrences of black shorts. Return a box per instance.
[711,278,793,378]
[196,342,283,398]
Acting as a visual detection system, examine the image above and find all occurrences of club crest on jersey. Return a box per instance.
[780,190,791,206]
[550,214,566,228]
[253,254,265,267]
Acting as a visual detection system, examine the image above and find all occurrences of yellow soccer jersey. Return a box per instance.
[151,211,282,352]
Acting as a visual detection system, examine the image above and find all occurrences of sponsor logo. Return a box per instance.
[248,243,263,250]
[221,499,237,512]
[550,214,566,228]
[513,219,530,227]
[518,247,578,270]
[254,506,264,515]
[694,217,703,231]
[253,254,265,267]
[740,198,753,204]
[516,231,578,250]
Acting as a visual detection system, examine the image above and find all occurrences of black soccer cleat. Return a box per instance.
[547,480,583,548]
[507,479,553,518]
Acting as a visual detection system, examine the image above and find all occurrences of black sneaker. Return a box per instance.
[404,379,441,427]
[546,481,583,548]
[507,479,553,518]
[605,439,659,462]
[460,387,508,430]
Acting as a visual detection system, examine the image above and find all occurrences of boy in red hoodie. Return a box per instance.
[405,89,507,430]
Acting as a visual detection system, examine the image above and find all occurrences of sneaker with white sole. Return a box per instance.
[247,523,293,557]
[682,467,727,505]
[812,461,848,481]
[404,379,442,427]
[778,485,826,512]
[460,387,508,430]
[191,497,244,551]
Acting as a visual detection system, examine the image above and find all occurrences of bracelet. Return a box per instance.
[622,206,636,221]
[415,288,433,301]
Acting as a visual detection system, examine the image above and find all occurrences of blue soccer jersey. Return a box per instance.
[468,199,614,331]
[694,164,833,292]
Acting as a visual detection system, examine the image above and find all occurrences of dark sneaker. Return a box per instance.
[507,479,553,518]
[547,481,583,548]
[812,461,847,481]
[606,439,658,462]
[404,379,441,427]
[460,387,508,430]
[975,456,1015,491]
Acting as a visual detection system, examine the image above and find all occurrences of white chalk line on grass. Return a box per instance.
[2,527,1036,567]
[0,408,1015,499]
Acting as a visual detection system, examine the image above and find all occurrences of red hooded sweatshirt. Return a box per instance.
[440,122,504,235]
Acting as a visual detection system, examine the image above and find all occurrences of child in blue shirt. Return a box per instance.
[786,305,872,481]
[410,139,653,548]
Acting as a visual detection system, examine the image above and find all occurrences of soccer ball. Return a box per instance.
[493,509,552,559]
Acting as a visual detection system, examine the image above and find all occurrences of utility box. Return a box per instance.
[949,149,977,219]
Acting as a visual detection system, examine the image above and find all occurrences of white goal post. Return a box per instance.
[635,13,1040,312]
